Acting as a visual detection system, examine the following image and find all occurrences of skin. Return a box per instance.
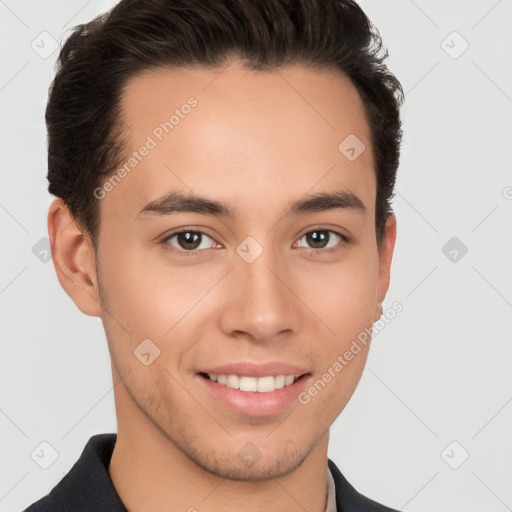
[48,60,396,512]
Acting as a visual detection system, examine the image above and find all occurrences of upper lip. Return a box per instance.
[199,362,310,378]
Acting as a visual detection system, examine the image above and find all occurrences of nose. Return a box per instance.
[218,249,303,344]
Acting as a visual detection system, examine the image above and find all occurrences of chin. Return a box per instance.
[199,452,305,481]
[184,438,316,481]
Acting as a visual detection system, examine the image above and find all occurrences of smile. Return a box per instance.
[205,373,300,392]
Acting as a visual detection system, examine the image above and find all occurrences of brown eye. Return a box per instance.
[164,230,216,252]
[295,230,345,251]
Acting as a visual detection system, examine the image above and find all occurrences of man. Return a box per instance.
[25,0,404,510]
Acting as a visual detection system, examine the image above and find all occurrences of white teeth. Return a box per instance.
[284,375,295,386]
[227,374,240,389]
[240,376,258,392]
[274,375,285,389]
[207,373,299,392]
[257,376,275,393]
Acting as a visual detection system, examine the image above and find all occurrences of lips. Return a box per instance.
[196,361,311,416]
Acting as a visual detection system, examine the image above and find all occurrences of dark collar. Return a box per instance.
[328,458,399,511]
[24,433,127,512]
[25,433,398,512]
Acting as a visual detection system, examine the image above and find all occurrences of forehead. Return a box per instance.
[106,61,375,223]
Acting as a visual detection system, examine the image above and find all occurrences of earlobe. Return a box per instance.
[47,198,102,317]
[374,215,397,322]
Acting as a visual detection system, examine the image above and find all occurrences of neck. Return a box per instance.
[108,374,331,512]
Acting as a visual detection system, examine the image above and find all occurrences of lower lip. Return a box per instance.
[197,373,311,417]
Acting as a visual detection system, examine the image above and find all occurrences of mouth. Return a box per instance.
[196,369,311,417]
[199,372,306,392]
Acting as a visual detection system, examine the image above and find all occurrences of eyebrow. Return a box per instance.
[290,190,366,215]
[136,189,366,219]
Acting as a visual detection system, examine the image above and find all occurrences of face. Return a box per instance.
[53,60,396,480]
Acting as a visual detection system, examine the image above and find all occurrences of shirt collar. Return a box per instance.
[325,465,338,512]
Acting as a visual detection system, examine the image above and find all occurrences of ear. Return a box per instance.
[374,215,397,322]
[47,198,102,317]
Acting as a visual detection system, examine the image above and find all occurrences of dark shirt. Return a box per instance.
[24,433,398,512]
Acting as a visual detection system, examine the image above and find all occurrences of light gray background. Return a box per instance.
[1,1,511,511]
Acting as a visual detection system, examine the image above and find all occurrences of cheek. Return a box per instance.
[301,328,371,424]
[98,245,192,328]
[296,252,379,341]
[97,249,215,368]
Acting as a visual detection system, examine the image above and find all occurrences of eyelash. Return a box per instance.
[160,227,350,258]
